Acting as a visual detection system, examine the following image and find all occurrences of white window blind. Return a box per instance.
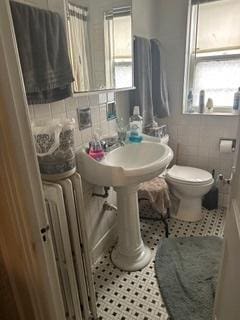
[104,8,132,88]
[113,13,132,88]
[197,0,240,53]
[193,59,240,107]
[189,0,240,111]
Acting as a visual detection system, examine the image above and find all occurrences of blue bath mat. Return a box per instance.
[155,236,223,320]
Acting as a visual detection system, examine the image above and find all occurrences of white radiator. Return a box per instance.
[43,173,98,320]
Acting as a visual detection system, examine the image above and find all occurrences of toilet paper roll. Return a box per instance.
[219,140,233,153]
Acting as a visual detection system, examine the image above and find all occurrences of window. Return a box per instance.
[104,7,133,89]
[183,0,240,113]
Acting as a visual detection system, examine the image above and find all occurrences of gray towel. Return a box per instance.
[151,39,170,118]
[10,1,74,104]
[130,36,154,129]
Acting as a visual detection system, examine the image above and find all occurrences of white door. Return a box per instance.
[214,125,240,320]
[0,1,66,319]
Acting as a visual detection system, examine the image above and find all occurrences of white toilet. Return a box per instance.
[141,132,214,221]
[166,165,214,222]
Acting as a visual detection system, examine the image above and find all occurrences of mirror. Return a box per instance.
[66,0,133,93]
[183,0,240,114]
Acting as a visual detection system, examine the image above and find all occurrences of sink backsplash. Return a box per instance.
[29,92,118,149]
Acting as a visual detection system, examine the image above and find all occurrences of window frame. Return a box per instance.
[104,7,133,89]
[183,0,240,115]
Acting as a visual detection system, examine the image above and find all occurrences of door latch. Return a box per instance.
[40,225,50,242]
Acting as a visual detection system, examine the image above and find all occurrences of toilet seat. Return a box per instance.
[166,165,213,186]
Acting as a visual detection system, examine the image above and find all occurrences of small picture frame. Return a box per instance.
[77,107,92,130]
[106,102,117,121]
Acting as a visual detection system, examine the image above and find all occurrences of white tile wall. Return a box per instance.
[30,94,119,144]
[29,91,121,263]
[159,114,238,207]
[156,0,240,208]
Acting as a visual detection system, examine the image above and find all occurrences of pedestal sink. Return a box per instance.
[77,142,173,271]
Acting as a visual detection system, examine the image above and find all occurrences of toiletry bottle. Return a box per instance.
[233,87,240,114]
[206,98,213,112]
[129,106,143,143]
[130,106,143,133]
[199,90,205,113]
[88,134,105,161]
[129,106,142,143]
[187,90,194,113]
[129,124,143,143]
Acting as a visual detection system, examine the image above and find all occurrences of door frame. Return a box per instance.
[0,1,64,319]
[214,108,240,320]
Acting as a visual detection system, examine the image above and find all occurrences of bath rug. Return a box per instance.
[155,236,223,320]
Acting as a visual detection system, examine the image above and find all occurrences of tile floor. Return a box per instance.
[93,204,226,320]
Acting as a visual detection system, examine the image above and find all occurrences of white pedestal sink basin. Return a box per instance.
[77,141,173,271]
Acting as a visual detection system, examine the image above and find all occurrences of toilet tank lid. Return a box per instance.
[166,165,213,184]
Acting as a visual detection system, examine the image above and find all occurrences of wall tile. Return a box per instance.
[67,110,78,128]
[65,97,77,114]
[89,94,99,107]
[107,91,115,102]
[74,130,82,148]
[81,127,93,144]
[108,119,117,135]
[99,93,107,104]
[99,104,107,122]
[100,121,109,137]
[91,106,100,125]
[77,96,90,107]
[52,112,68,120]
[50,100,66,115]
[33,103,51,119]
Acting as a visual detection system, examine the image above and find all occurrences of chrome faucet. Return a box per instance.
[118,140,125,146]
[100,135,124,152]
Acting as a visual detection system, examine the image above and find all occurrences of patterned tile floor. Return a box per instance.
[93,206,226,320]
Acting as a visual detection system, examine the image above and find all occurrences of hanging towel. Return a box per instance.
[130,36,154,129]
[10,1,74,104]
[150,39,170,118]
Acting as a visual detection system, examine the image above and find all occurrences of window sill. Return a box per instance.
[182,111,240,117]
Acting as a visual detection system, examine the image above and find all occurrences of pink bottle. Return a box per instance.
[88,136,105,161]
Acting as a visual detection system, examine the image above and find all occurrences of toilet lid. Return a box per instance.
[166,165,213,185]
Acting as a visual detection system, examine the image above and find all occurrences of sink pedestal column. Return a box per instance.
[111,185,152,271]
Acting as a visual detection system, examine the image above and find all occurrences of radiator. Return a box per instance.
[43,173,98,320]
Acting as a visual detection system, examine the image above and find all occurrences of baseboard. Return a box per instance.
[91,223,117,265]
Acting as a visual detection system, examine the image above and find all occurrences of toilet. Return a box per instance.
[165,165,214,222]
[141,132,214,221]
